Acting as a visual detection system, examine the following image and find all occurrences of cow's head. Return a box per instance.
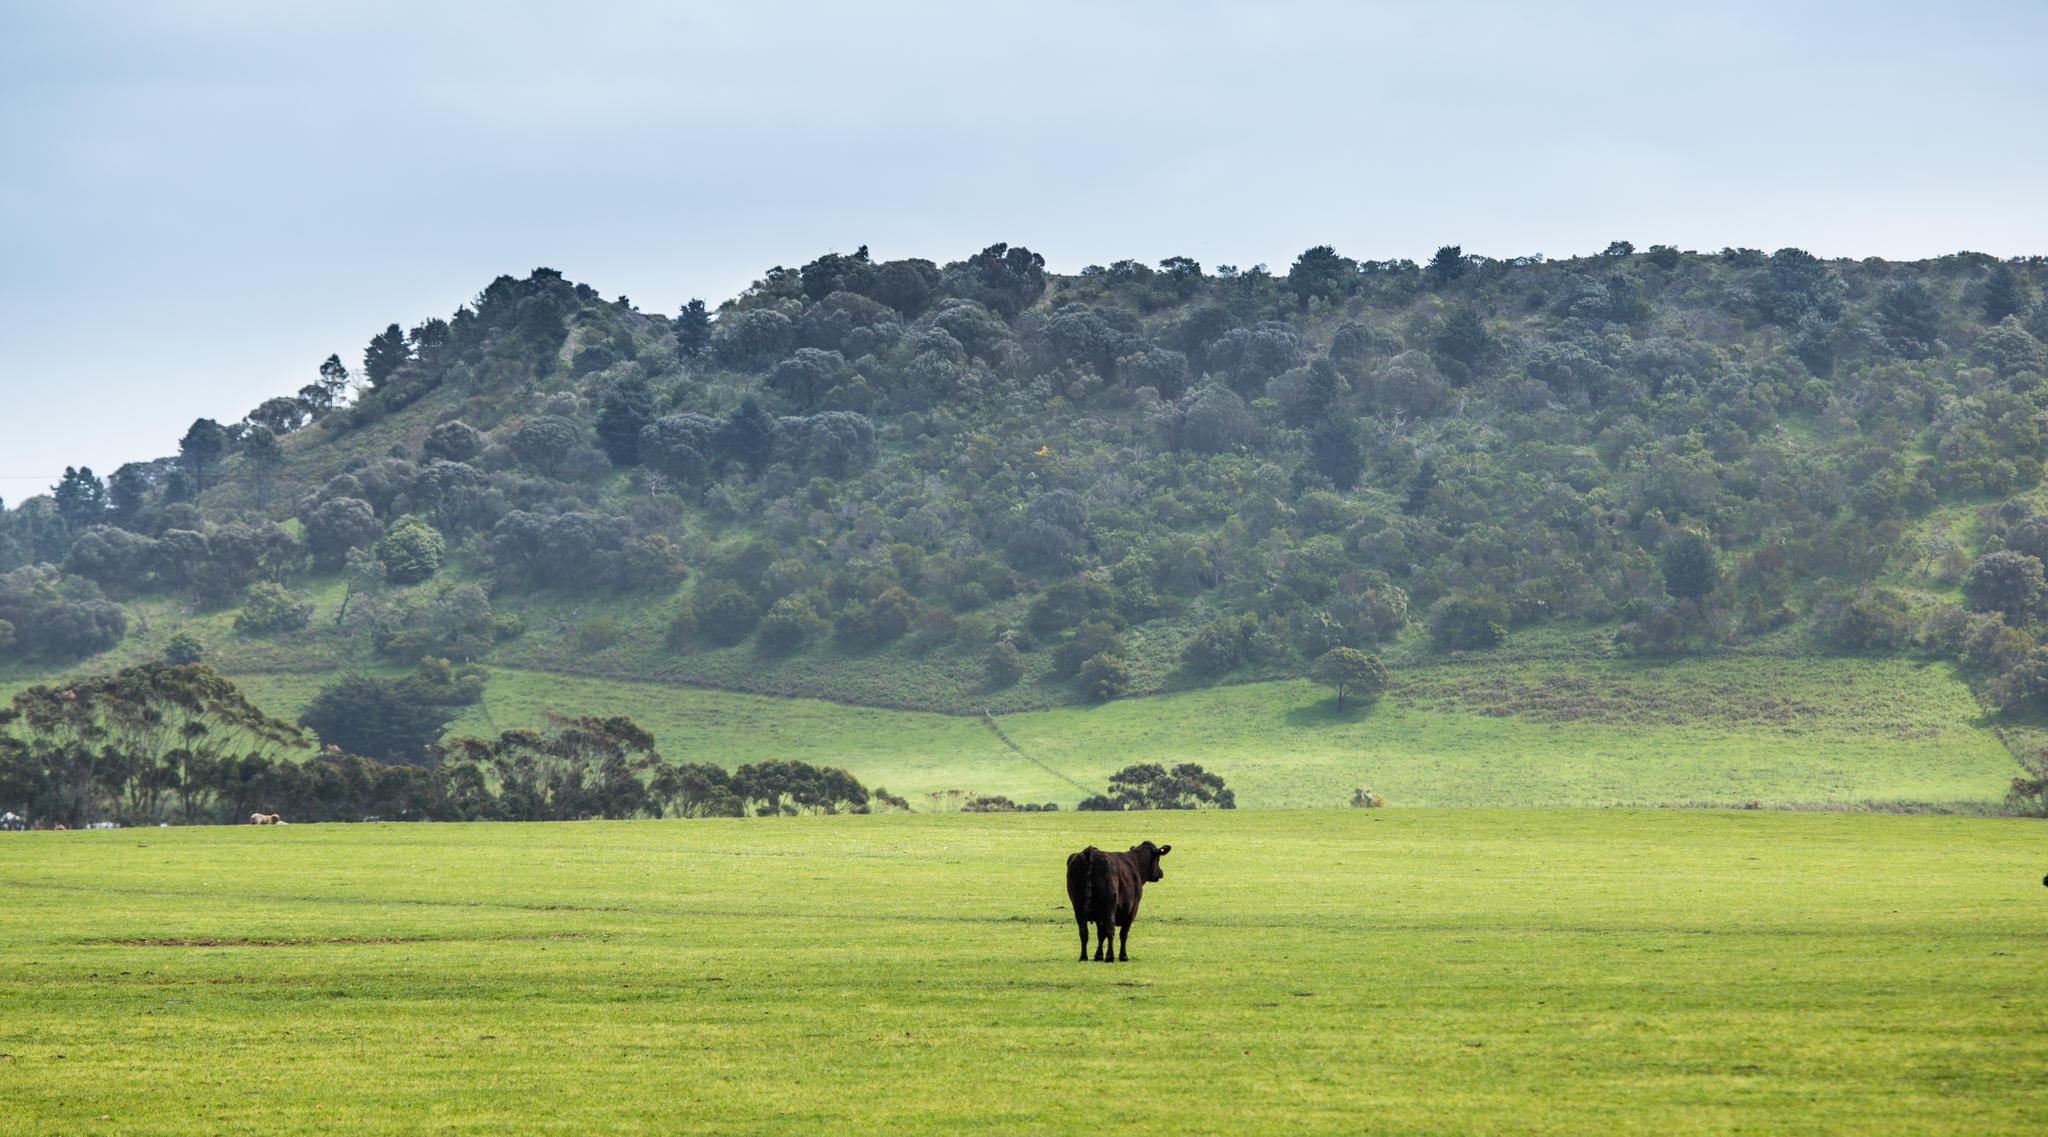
[1130,841,1172,882]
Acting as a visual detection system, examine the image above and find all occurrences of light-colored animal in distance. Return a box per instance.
[250,813,288,825]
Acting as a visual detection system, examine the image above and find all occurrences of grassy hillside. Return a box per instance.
[8,243,2048,815]
[201,651,2010,811]
[5,810,2044,1134]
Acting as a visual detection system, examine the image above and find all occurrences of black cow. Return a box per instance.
[1066,841,1171,962]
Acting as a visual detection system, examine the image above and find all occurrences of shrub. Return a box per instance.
[1813,587,1916,653]
[576,618,619,652]
[1052,620,1125,678]
[234,582,315,635]
[1078,652,1134,701]
[162,631,205,664]
[1428,594,1508,651]
[376,515,445,586]
[620,535,690,593]
[758,593,828,655]
[694,581,761,646]
[985,640,1024,687]
[962,795,1059,812]
[1181,614,1253,674]
[1964,551,2047,624]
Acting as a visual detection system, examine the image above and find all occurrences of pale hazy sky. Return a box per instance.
[4,0,2046,496]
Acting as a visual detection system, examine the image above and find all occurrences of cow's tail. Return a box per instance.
[1082,846,1108,916]
[1080,848,1093,916]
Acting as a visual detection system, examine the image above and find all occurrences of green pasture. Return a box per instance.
[4,810,2046,1134]
[10,651,2021,811]
[232,653,2019,811]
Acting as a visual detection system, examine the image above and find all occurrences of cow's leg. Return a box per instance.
[1094,918,1113,961]
[1117,921,1131,962]
[1075,913,1090,961]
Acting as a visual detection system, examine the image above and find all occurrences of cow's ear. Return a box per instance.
[1157,844,1171,856]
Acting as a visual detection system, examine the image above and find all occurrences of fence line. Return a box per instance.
[979,710,1098,796]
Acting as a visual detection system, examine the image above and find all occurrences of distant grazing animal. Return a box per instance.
[251,813,287,825]
[1066,841,1171,962]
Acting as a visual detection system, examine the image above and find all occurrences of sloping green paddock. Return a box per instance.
[4,810,2045,1135]
[311,655,2016,810]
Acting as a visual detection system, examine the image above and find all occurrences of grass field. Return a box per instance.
[222,652,2021,811]
[6,651,2022,811]
[4,810,2046,1134]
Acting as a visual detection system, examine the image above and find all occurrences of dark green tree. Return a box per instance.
[713,308,796,371]
[717,396,776,476]
[1083,762,1234,810]
[107,463,150,528]
[1052,620,1125,678]
[1078,652,1133,701]
[1964,550,2048,624]
[245,396,308,435]
[422,421,484,464]
[959,242,1047,318]
[1791,310,1836,377]
[1287,245,1353,311]
[445,713,668,821]
[234,581,314,635]
[1762,247,1844,324]
[1403,458,1439,516]
[1158,255,1204,298]
[297,658,484,766]
[729,757,869,815]
[798,246,873,301]
[1662,528,1720,601]
[985,639,1024,687]
[1427,594,1507,650]
[1305,416,1366,490]
[667,761,742,817]
[363,323,411,389]
[1310,647,1388,709]
[594,373,658,466]
[304,497,381,572]
[178,419,228,492]
[162,631,205,665]
[508,415,588,479]
[51,467,106,529]
[640,413,720,483]
[767,348,849,411]
[1984,262,2030,323]
[1427,244,1469,288]
[675,299,713,357]
[693,580,761,646]
[313,353,352,408]
[376,515,445,586]
[1432,307,1497,377]
[241,426,283,502]
[62,527,158,597]
[0,575,127,659]
[757,593,828,655]
[1876,280,1941,358]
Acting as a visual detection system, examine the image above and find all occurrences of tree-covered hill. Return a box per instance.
[6,241,2048,765]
